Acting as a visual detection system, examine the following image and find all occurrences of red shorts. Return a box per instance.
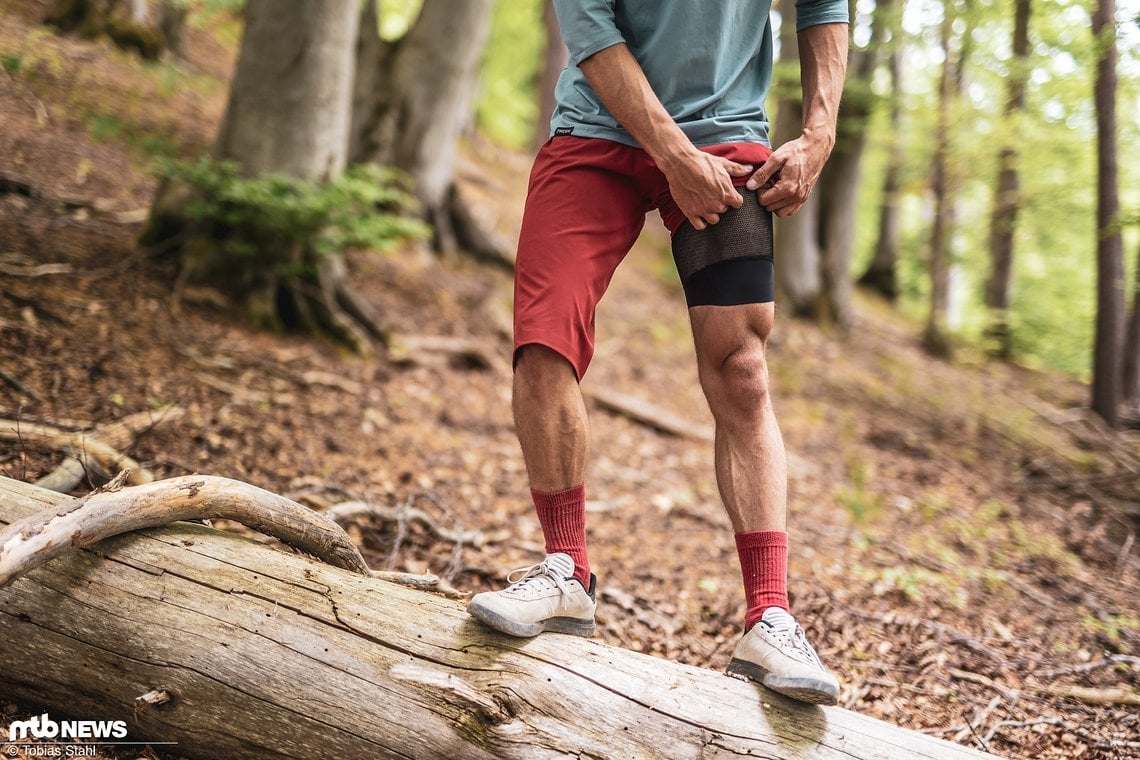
[514,136,772,380]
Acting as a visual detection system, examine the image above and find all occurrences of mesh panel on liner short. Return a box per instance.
[670,189,773,282]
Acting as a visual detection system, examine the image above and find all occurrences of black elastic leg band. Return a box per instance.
[681,256,775,307]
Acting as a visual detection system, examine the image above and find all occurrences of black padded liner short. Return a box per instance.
[671,189,774,307]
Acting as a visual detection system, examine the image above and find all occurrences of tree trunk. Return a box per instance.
[857,3,903,303]
[214,0,356,182]
[772,3,822,317]
[142,0,385,352]
[351,0,499,260]
[45,0,165,58]
[922,2,959,358]
[157,0,187,59]
[815,0,884,330]
[0,476,989,760]
[1124,239,1140,412]
[1090,0,1125,428]
[532,0,568,152]
[983,0,1031,359]
[348,0,387,167]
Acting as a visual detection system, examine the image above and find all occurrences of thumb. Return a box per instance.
[719,158,755,177]
[746,155,782,190]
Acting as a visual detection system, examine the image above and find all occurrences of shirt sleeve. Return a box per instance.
[794,0,850,31]
[552,0,626,66]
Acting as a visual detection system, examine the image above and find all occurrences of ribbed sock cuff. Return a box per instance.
[735,529,789,631]
[532,484,590,587]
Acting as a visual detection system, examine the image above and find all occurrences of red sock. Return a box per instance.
[735,530,789,631]
[532,484,590,588]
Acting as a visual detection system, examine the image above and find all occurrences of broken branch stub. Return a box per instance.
[0,475,369,586]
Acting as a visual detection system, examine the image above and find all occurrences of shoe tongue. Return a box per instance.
[544,553,575,579]
[760,606,795,631]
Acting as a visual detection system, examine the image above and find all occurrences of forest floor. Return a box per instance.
[1,3,1138,759]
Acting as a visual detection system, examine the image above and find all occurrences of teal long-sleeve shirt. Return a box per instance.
[549,0,849,148]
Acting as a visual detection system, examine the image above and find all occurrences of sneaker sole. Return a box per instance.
[467,602,595,638]
[726,658,839,706]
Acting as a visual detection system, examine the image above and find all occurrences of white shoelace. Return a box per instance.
[505,560,573,597]
[766,619,825,669]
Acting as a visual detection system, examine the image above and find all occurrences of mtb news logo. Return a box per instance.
[7,713,128,742]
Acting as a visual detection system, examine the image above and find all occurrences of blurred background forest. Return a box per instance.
[2,0,1140,757]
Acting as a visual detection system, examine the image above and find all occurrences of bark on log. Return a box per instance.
[0,477,990,759]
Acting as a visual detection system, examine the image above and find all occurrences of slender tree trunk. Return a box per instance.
[773,2,822,316]
[1090,0,1124,428]
[984,0,1031,359]
[532,0,568,152]
[858,4,903,303]
[349,0,387,168]
[815,0,885,330]
[157,0,187,58]
[351,0,496,258]
[922,2,957,357]
[1124,239,1140,412]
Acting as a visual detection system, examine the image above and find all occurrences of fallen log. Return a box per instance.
[0,476,990,759]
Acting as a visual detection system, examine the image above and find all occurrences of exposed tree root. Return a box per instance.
[448,184,514,271]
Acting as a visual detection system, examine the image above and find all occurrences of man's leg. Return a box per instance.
[513,344,591,585]
[689,302,838,704]
[467,136,647,638]
[689,303,789,626]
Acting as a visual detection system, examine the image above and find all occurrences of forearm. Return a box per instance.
[797,22,848,149]
[578,43,697,172]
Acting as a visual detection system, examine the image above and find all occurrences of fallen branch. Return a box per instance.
[325,499,484,549]
[1033,653,1140,680]
[0,417,154,485]
[388,334,506,373]
[0,368,41,402]
[371,569,467,599]
[1040,684,1140,706]
[584,385,714,442]
[981,717,1062,745]
[948,668,1020,703]
[0,475,369,586]
[34,452,99,493]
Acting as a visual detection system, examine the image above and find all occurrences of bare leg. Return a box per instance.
[689,303,786,532]
[512,345,590,492]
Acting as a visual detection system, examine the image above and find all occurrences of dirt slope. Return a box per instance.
[1,4,1137,758]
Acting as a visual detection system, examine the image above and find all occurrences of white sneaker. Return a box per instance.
[726,607,840,705]
[467,553,596,637]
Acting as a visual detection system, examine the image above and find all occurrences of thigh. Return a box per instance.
[514,138,648,380]
[689,302,775,366]
[671,189,775,308]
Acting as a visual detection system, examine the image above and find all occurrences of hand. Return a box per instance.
[661,151,754,230]
[746,133,833,217]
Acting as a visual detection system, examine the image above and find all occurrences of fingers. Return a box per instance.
[746,155,784,191]
[720,158,754,177]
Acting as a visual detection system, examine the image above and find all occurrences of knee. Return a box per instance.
[700,342,771,419]
[514,344,577,394]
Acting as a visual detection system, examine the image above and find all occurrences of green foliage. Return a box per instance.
[477,0,545,149]
[1082,614,1140,643]
[852,0,1140,379]
[378,0,424,40]
[2,54,21,73]
[159,158,429,272]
